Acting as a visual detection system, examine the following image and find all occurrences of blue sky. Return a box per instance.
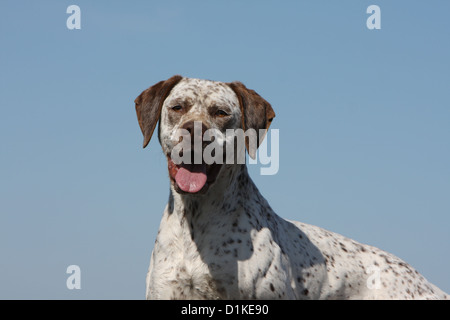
[0,1,449,299]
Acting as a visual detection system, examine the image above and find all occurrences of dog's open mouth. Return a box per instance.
[167,157,222,194]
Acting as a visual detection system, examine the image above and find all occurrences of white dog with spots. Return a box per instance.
[135,75,448,300]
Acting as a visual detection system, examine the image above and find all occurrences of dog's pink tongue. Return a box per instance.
[175,164,207,193]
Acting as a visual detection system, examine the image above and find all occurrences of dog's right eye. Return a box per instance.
[171,105,182,111]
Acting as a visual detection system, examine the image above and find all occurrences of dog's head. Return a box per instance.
[135,75,275,195]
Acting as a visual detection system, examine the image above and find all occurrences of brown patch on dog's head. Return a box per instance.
[227,81,275,159]
[135,75,183,148]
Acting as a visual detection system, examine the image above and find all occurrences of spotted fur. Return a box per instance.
[135,76,448,300]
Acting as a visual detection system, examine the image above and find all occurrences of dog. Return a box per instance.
[135,75,448,299]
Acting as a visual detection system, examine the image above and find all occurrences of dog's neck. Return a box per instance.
[167,164,260,224]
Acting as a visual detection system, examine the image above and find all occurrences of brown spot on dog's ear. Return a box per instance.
[227,81,275,159]
[135,75,183,148]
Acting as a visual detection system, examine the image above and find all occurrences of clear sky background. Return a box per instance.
[1,1,449,299]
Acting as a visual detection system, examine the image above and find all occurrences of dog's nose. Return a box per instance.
[181,121,209,140]
[179,121,213,160]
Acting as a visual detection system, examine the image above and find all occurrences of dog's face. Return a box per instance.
[159,78,242,194]
[135,75,275,195]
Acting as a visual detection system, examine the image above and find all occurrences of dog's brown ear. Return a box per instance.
[135,75,183,148]
[227,81,275,159]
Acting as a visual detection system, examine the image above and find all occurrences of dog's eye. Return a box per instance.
[216,110,229,117]
[171,105,182,111]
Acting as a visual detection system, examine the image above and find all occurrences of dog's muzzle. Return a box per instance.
[167,121,223,194]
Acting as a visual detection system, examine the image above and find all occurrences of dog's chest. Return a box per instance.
[149,208,236,299]
[158,247,223,300]
[149,200,286,299]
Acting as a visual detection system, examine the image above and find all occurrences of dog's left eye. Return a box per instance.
[171,105,182,111]
[216,110,229,117]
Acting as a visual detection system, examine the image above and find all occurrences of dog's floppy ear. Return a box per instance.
[135,75,183,148]
[227,81,275,159]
